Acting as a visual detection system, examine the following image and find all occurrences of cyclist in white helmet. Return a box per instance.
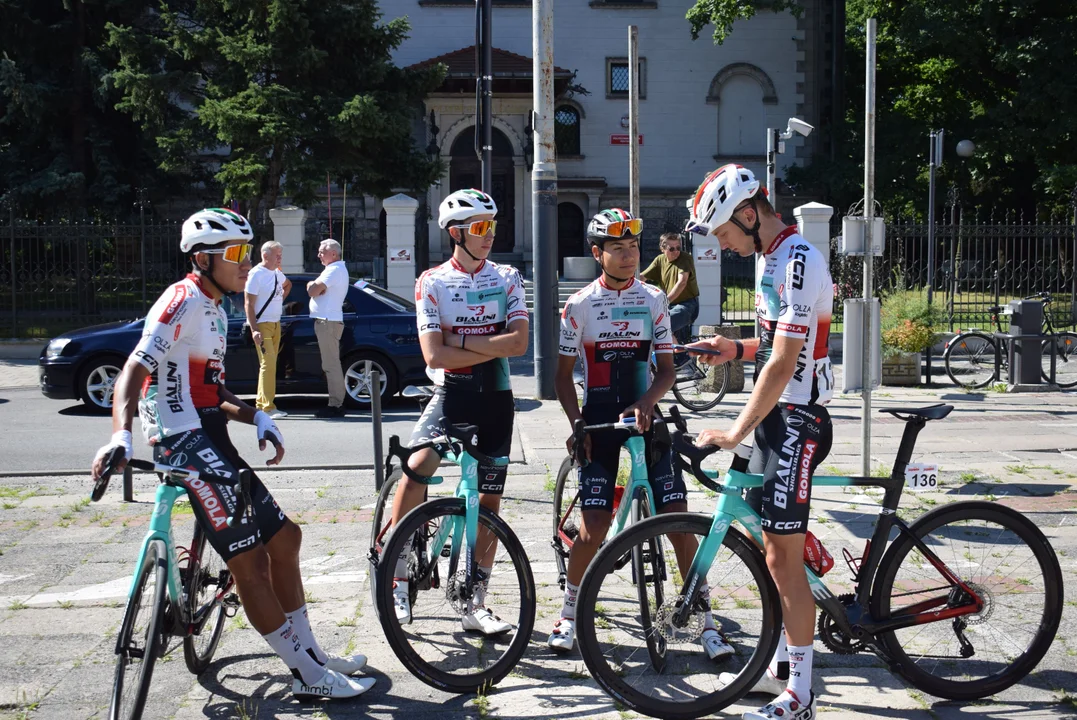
[548,208,735,662]
[685,166,835,720]
[388,188,529,634]
[90,208,374,700]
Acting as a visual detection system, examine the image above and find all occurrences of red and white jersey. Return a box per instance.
[755,227,834,405]
[414,257,527,392]
[133,274,227,442]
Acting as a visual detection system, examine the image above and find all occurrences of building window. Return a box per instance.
[606,57,646,99]
[554,105,581,156]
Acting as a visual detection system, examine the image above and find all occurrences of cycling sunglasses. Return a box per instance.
[606,218,643,238]
[454,220,497,237]
[200,243,253,264]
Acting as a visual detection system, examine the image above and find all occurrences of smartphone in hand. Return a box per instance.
[673,344,723,357]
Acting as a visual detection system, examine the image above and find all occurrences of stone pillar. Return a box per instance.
[383,193,419,298]
[794,202,834,265]
[700,323,745,393]
[268,206,307,274]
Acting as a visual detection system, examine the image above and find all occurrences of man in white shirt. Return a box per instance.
[245,241,291,419]
[308,239,349,417]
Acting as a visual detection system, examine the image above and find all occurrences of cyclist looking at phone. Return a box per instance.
[89,209,373,700]
[548,209,734,662]
[685,165,834,720]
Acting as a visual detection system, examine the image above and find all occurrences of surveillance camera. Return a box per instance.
[786,118,814,137]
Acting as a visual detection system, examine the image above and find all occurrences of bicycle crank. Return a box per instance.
[817,594,866,655]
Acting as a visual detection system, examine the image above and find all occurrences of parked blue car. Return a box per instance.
[39,274,428,412]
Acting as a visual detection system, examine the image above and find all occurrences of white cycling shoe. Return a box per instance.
[742,690,815,720]
[700,628,735,660]
[547,618,576,652]
[719,668,787,696]
[392,580,412,624]
[325,653,367,675]
[292,667,375,699]
[462,607,513,635]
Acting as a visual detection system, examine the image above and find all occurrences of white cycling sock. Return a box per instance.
[700,584,718,631]
[472,564,494,609]
[263,620,325,685]
[394,537,413,578]
[286,604,328,665]
[561,581,579,620]
[769,624,790,679]
[786,644,813,700]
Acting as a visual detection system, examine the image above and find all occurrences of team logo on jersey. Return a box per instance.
[159,285,188,324]
[612,321,630,331]
[654,326,669,339]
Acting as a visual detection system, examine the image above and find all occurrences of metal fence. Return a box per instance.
[720,191,1077,330]
[0,211,186,338]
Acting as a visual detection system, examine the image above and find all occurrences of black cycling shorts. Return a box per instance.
[747,403,833,535]
[577,403,687,513]
[407,387,515,495]
[153,408,289,562]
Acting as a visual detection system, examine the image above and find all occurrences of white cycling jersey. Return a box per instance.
[132,274,227,442]
[414,257,528,392]
[755,227,835,405]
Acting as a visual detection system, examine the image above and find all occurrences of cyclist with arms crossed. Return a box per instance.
[686,165,835,720]
[390,189,529,634]
[90,209,373,700]
[547,208,734,662]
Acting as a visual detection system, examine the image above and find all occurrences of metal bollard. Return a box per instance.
[371,369,384,492]
[123,465,134,502]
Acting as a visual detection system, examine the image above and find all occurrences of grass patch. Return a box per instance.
[304,590,318,604]
[57,600,74,610]
[1004,464,1029,475]
[959,472,978,484]
[9,598,29,610]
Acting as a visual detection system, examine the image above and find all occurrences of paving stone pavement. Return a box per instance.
[0,367,1076,719]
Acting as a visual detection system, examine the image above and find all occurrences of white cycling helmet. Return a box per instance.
[438,189,497,229]
[586,208,640,248]
[180,208,253,253]
[686,164,761,235]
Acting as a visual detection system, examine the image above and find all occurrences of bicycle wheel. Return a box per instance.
[182,525,229,674]
[631,496,667,672]
[375,498,537,694]
[1042,331,1077,388]
[672,359,728,412]
[870,501,1063,701]
[368,468,403,620]
[944,331,997,389]
[576,513,781,720]
[109,539,168,720]
[552,455,579,590]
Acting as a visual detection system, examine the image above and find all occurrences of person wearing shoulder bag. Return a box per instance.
[245,241,292,419]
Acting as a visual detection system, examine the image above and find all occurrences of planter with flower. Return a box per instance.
[880,293,943,386]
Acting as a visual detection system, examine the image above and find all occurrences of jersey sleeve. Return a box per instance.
[132,284,193,374]
[559,295,583,356]
[505,267,528,324]
[775,248,813,339]
[414,271,441,337]
[651,291,674,354]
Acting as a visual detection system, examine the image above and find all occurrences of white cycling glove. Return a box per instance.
[254,411,284,448]
[93,429,133,468]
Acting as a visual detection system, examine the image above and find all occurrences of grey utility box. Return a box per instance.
[1008,299,1043,386]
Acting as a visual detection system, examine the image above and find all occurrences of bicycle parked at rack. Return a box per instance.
[574,404,1063,720]
[551,413,673,667]
[92,453,245,720]
[944,291,1077,388]
[367,386,536,694]
[652,335,730,411]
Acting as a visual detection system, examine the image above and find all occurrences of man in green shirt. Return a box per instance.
[641,232,700,365]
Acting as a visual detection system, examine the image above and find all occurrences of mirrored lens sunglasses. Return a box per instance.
[200,243,253,263]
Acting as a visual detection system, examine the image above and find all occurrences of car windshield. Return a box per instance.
[353,280,415,312]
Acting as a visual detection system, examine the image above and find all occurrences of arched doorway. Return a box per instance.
[557,202,585,275]
[449,127,515,253]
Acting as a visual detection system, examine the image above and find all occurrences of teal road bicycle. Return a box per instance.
[367,387,536,694]
[91,455,245,720]
[551,414,674,669]
[575,404,1064,720]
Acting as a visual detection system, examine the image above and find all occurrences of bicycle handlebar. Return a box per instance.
[568,408,670,465]
[92,456,252,529]
[385,418,497,483]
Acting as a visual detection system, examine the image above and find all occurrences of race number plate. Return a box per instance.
[904,463,939,491]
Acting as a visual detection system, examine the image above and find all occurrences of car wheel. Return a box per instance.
[80,356,124,413]
[343,353,397,408]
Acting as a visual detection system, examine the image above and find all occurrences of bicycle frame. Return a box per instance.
[677,416,986,645]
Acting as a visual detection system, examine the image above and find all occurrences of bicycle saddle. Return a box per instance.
[878,404,954,421]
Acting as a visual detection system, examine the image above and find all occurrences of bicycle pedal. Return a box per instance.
[440,545,451,557]
[222,593,241,617]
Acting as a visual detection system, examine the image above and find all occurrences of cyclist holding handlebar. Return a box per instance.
[89,209,373,700]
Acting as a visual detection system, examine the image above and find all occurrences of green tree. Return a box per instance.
[686,0,801,44]
[787,0,1077,216]
[0,0,169,214]
[108,0,445,224]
